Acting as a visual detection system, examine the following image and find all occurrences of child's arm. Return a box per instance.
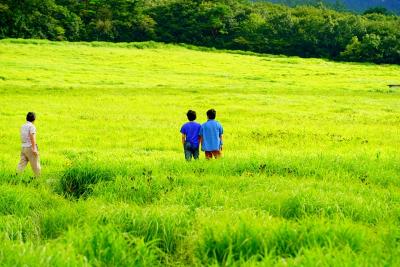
[220,135,223,151]
[198,126,203,146]
[182,134,186,145]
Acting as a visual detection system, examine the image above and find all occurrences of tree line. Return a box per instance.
[0,0,399,64]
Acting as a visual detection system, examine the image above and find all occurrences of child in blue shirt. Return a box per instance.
[180,110,201,161]
[199,109,224,159]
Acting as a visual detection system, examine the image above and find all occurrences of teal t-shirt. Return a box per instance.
[199,120,223,151]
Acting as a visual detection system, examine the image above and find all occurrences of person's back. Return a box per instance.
[180,110,201,161]
[199,109,223,159]
[21,122,35,148]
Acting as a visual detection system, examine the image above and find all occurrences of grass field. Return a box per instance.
[0,38,400,266]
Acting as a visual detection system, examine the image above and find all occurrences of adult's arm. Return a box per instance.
[29,132,38,155]
[220,135,223,151]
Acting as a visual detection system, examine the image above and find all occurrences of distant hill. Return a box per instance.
[263,0,400,14]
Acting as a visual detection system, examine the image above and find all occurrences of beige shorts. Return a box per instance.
[17,147,41,176]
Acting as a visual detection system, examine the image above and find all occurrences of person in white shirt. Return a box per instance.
[16,112,41,177]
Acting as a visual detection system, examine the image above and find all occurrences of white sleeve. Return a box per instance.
[29,125,36,135]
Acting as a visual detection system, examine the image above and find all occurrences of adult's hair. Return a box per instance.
[187,110,196,121]
[207,109,216,120]
[26,112,36,122]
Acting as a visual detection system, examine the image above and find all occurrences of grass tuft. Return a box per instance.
[59,161,124,198]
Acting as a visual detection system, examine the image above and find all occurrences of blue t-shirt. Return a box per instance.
[180,121,201,148]
[199,120,224,151]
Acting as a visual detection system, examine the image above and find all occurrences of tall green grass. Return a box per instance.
[0,39,399,265]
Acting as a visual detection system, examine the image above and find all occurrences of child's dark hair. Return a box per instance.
[26,112,36,122]
[207,109,216,120]
[187,110,196,121]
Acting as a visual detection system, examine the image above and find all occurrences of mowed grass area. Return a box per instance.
[0,38,400,266]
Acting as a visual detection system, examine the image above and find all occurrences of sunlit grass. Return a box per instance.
[0,39,399,266]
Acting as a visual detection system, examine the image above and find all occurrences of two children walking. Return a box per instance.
[180,109,224,160]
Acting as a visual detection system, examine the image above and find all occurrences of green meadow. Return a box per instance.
[0,38,399,266]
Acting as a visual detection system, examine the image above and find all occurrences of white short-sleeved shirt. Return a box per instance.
[20,121,36,148]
